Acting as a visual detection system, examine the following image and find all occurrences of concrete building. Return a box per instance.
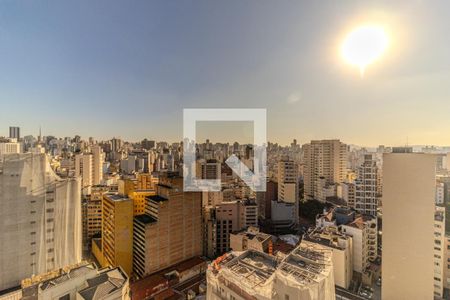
[95,193,134,276]
[338,182,355,208]
[91,145,105,186]
[303,226,353,289]
[434,206,445,298]
[199,159,221,180]
[82,186,108,249]
[340,215,377,273]
[355,154,378,216]
[207,243,335,300]
[0,140,21,158]
[230,227,272,253]
[75,153,93,195]
[436,181,445,205]
[382,152,436,300]
[132,173,202,278]
[303,139,347,200]
[277,157,299,224]
[0,153,82,291]
[8,126,20,140]
[20,262,129,300]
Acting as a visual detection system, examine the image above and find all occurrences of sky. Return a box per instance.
[1,1,450,146]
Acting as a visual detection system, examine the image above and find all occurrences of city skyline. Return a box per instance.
[2,1,450,145]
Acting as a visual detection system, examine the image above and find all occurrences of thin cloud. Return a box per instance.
[287,93,302,104]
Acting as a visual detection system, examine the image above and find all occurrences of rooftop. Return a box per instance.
[146,195,168,202]
[104,193,129,202]
[134,214,158,225]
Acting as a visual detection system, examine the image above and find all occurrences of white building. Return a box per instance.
[0,140,21,158]
[355,154,378,216]
[0,153,82,291]
[207,243,335,300]
[382,151,436,300]
[340,215,377,274]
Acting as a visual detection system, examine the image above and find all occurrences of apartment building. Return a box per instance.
[382,152,436,300]
[355,154,378,216]
[132,173,202,278]
[303,226,353,289]
[434,206,445,298]
[303,139,347,200]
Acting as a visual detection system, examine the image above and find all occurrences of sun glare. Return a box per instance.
[341,25,389,77]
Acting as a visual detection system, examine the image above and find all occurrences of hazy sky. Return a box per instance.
[1,1,450,146]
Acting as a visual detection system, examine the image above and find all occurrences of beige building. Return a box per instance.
[277,157,298,223]
[230,227,272,253]
[340,215,377,273]
[382,152,436,300]
[303,226,353,289]
[132,174,202,278]
[303,139,347,200]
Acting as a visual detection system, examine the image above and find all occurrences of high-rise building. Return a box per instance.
[382,152,436,300]
[0,153,82,291]
[75,148,105,195]
[91,145,105,185]
[434,206,445,298]
[132,173,202,278]
[8,126,20,140]
[95,193,134,276]
[355,154,378,216]
[303,139,347,200]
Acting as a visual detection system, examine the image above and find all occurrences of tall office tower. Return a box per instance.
[303,139,347,200]
[355,154,378,216]
[0,153,82,291]
[75,153,93,195]
[91,145,105,185]
[110,137,122,153]
[132,173,202,278]
[434,206,445,298]
[382,152,436,300]
[96,193,133,276]
[8,126,20,139]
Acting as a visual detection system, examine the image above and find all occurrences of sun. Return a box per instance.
[341,25,389,76]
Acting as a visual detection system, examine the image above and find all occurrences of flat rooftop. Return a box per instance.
[146,195,168,202]
[104,193,129,202]
[134,214,157,225]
